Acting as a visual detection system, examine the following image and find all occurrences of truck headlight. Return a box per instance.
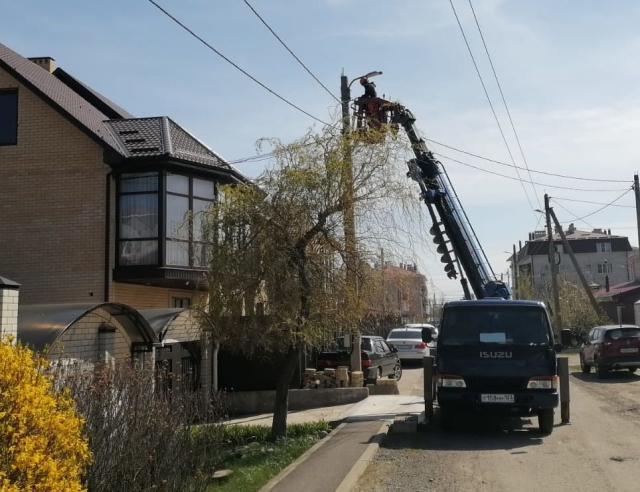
[527,376,558,390]
[438,375,466,388]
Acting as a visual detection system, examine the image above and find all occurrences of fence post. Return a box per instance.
[558,357,570,423]
[423,356,435,421]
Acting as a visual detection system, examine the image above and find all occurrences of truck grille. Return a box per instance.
[464,377,528,392]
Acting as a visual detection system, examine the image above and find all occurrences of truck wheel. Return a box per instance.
[538,409,554,434]
[439,404,456,431]
[580,355,591,374]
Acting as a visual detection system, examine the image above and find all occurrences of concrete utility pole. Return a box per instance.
[545,194,563,331]
[634,174,640,251]
[512,243,518,299]
[549,207,604,316]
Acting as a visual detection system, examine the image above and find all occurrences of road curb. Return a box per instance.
[334,421,391,492]
[259,422,348,492]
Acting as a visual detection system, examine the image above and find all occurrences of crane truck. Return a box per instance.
[353,93,563,433]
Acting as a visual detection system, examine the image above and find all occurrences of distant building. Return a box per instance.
[366,262,428,324]
[510,224,632,295]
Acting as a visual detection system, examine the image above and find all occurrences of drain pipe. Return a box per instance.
[104,171,113,302]
[213,341,220,392]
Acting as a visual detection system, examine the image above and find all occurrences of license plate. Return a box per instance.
[481,394,514,403]
[621,348,639,353]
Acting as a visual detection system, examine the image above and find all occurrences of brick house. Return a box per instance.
[0,41,246,388]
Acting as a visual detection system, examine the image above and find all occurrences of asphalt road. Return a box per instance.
[356,354,640,492]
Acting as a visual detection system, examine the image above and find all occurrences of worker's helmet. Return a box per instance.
[359,77,368,85]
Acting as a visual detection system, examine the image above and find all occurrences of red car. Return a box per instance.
[580,325,640,378]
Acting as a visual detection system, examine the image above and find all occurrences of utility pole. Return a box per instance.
[634,174,640,252]
[512,243,518,299]
[545,194,563,332]
[341,73,361,373]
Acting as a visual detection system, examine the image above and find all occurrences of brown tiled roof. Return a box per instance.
[104,117,232,169]
[52,67,134,119]
[0,42,124,153]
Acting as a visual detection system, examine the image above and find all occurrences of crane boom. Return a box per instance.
[353,97,510,299]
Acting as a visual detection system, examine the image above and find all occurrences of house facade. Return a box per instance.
[511,224,632,296]
[0,42,245,389]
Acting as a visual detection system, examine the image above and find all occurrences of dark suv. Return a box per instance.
[317,335,402,384]
[580,325,640,378]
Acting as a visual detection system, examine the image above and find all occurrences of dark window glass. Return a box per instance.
[119,194,158,238]
[441,306,551,346]
[387,330,422,339]
[118,240,158,266]
[166,240,189,266]
[606,328,640,340]
[120,173,158,193]
[0,90,18,145]
[166,194,189,240]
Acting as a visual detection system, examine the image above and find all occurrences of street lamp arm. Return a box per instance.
[347,70,383,88]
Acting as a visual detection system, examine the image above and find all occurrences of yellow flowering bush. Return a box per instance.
[0,338,91,492]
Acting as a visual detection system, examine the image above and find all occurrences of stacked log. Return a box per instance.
[349,371,364,387]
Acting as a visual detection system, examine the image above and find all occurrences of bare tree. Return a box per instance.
[198,123,416,438]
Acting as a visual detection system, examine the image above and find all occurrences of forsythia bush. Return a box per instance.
[0,338,91,492]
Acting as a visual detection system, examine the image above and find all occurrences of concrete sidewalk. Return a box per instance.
[255,396,426,492]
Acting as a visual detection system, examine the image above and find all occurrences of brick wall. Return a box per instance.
[0,287,19,338]
[0,68,108,304]
[47,309,131,362]
[112,282,201,309]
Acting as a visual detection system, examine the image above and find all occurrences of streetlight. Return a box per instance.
[339,70,382,374]
[347,70,384,89]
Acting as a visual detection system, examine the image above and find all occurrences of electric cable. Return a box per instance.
[556,188,633,223]
[437,153,632,192]
[448,0,537,217]
[242,0,340,103]
[467,0,541,209]
[426,137,630,183]
[147,0,328,125]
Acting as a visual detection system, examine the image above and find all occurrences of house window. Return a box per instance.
[117,173,159,265]
[0,89,18,145]
[596,242,611,253]
[166,174,215,267]
[172,297,191,308]
[597,263,613,274]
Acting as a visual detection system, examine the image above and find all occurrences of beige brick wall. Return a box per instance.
[48,309,131,362]
[112,282,202,309]
[0,288,19,338]
[0,68,109,304]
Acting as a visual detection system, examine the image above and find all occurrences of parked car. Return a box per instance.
[580,325,640,378]
[317,335,402,384]
[386,325,437,361]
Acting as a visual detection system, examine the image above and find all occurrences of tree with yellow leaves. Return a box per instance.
[0,338,91,492]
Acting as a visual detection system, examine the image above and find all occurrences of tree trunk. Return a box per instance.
[271,345,300,440]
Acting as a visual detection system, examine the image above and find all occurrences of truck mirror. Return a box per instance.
[560,329,572,347]
[422,328,432,343]
[554,343,563,353]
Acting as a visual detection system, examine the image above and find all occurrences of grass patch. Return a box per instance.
[206,421,331,492]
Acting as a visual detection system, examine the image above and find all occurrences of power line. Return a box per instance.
[437,152,632,192]
[147,0,328,125]
[552,196,635,209]
[448,0,537,218]
[466,0,541,210]
[242,0,340,103]
[551,200,596,230]
[426,137,630,183]
[556,188,633,223]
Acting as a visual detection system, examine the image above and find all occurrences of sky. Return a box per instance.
[2,0,640,301]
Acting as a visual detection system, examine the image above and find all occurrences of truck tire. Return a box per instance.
[439,404,456,431]
[538,408,554,434]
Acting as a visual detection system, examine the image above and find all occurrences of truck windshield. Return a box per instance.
[440,306,551,346]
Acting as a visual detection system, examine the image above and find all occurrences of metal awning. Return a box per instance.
[18,302,159,352]
[137,308,186,341]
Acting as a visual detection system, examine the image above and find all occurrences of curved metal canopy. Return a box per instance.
[137,308,186,341]
[18,302,159,352]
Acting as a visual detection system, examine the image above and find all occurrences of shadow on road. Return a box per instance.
[572,370,640,384]
[382,410,547,452]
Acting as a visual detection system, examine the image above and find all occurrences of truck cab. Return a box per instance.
[424,299,561,434]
